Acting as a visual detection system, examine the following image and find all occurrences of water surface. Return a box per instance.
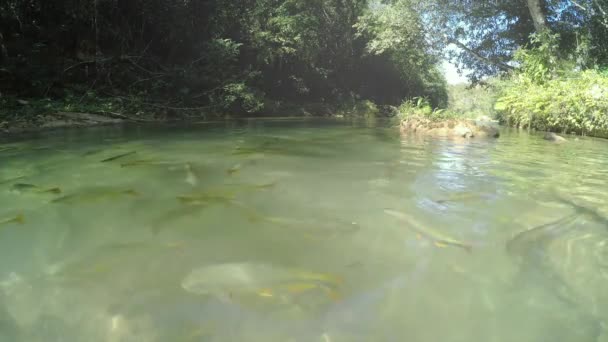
[1,120,607,341]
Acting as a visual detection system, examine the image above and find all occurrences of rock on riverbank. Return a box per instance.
[400,117,500,139]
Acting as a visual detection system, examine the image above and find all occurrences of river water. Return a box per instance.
[1,119,607,342]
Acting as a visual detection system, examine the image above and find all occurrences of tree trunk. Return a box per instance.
[526,0,549,32]
[0,33,8,65]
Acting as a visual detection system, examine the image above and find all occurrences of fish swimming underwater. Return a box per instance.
[506,214,579,257]
[100,151,137,163]
[384,209,473,253]
[52,188,139,204]
[11,183,62,195]
[0,214,24,228]
[181,262,342,306]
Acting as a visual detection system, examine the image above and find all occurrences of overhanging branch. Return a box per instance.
[448,38,515,72]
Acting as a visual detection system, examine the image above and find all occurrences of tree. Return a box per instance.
[355,0,448,106]
[418,0,608,81]
[0,0,449,114]
[527,0,550,32]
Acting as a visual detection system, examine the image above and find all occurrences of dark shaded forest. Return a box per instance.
[1,0,607,129]
[0,0,446,119]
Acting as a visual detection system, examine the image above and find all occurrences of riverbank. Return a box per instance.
[494,70,608,139]
[396,98,500,139]
[0,97,399,135]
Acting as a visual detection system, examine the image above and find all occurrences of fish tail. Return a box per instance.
[176,197,190,204]
[462,243,473,254]
[124,189,140,196]
[434,241,448,248]
[44,187,62,194]
[258,181,278,189]
[324,287,342,302]
[257,288,274,297]
[246,213,260,223]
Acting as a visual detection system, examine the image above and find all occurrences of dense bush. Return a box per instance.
[397,97,470,122]
[495,70,608,136]
[447,83,499,119]
[495,33,608,137]
[0,0,448,119]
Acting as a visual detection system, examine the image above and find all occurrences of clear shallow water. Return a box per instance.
[1,119,607,342]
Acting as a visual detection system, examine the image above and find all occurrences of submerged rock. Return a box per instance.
[543,132,567,143]
[400,117,499,139]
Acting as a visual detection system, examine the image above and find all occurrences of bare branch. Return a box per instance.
[95,111,156,122]
[63,58,112,73]
[570,0,587,10]
[594,0,608,29]
[595,0,608,16]
[107,93,217,111]
[447,38,515,72]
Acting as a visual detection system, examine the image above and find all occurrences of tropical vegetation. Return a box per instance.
[1,0,608,136]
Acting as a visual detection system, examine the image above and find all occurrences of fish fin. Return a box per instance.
[217,292,234,303]
[434,241,448,248]
[43,187,62,194]
[124,189,140,196]
[226,165,241,175]
[463,244,473,253]
[13,214,25,224]
[100,151,137,163]
[325,288,341,302]
[416,234,422,240]
[286,284,315,295]
[246,213,260,223]
[258,181,278,189]
[166,241,185,249]
[331,275,344,285]
[257,288,274,297]
[150,224,163,235]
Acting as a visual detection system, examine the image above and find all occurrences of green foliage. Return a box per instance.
[355,0,424,56]
[356,0,448,107]
[397,97,467,121]
[0,93,129,121]
[212,83,264,113]
[0,0,449,119]
[447,82,499,119]
[495,70,608,136]
[495,32,608,137]
[336,99,380,117]
[514,32,562,85]
[420,0,608,81]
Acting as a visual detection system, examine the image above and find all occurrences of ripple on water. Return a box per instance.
[1,123,608,341]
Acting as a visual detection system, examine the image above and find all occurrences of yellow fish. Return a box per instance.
[52,188,139,204]
[385,209,473,253]
[257,288,274,297]
[12,183,62,194]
